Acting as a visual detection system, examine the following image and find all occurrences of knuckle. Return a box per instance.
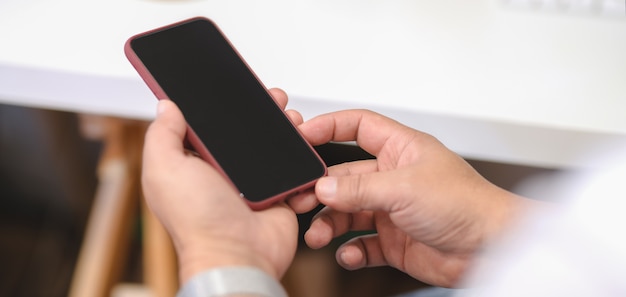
[350,174,369,209]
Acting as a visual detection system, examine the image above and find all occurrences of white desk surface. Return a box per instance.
[1,0,625,169]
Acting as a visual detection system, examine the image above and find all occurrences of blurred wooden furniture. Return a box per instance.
[68,116,177,297]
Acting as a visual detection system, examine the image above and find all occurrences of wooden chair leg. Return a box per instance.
[142,200,178,297]
[68,118,146,297]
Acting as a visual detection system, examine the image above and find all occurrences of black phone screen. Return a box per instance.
[129,18,326,203]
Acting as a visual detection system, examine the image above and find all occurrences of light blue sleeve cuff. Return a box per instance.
[176,266,288,297]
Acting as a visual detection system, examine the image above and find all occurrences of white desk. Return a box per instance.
[1,0,625,168]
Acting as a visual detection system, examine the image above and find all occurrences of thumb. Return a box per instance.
[315,171,403,213]
[143,100,188,165]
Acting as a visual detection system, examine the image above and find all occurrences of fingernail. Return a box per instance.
[316,177,337,200]
[338,250,347,265]
[156,100,168,116]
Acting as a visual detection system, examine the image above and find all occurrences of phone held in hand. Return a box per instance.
[125,17,327,210]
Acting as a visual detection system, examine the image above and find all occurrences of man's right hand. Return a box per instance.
[291,109,536,287]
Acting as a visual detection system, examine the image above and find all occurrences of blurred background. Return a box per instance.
[0,105,101,297]
[0,104,562,297]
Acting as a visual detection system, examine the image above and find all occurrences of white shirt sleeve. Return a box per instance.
[177,266,288,297]
[457,158,626,297]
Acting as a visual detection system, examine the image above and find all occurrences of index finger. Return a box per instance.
[298,109,412,157]
[268,88,288,110]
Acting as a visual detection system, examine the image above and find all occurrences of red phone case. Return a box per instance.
[124,17,326,210]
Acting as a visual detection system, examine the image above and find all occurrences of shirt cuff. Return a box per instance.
[176,266,288,297]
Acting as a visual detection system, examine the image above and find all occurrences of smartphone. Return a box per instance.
[125,17,327,210]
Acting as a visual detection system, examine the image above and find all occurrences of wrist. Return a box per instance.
[177,240,278,284]
[482,189,547,244]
